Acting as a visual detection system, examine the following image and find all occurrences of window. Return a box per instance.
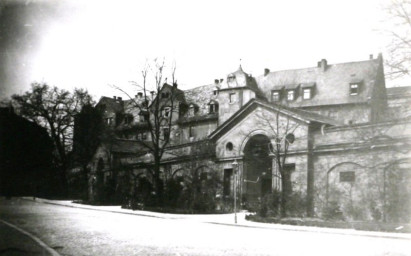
[287,90,295,101]
[226,142,233,151]
[124,114,133,124]
[137,132,147,140]
[223,169,233,196]
[139,112,148,122]
[163,107,171,117]
[228,74,236,82]
[188,105,195,116]
[303,88,312,99]
[271,91,280,102]
[189,126,194,138]
[163,128,170,140]
[106,118,113,125]
[350,83,359,95]
[340,171,355,182]
[229,93,236,103]
[209,102,219,113]
[161,92,169,98]
[213,90,218,96]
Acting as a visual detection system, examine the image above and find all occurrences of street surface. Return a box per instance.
[0,198,410,256]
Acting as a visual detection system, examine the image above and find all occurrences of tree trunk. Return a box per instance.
[280,169,292,217]
[153,157,163,206]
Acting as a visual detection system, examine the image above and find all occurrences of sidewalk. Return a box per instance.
[24,197,411,240]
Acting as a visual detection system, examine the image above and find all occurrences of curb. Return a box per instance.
[0,219,61,256]
[24,197,411,241]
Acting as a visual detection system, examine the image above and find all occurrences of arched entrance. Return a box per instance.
[243,134,272,202]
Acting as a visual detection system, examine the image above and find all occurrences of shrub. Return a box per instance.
[322,201,344,221]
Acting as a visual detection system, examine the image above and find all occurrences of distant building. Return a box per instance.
[87,54,411,220]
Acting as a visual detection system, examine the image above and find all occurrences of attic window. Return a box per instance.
[350,83,359,96]
[303,88,312,99]
[271,91,280,102]
[287,90,295,101]
[188,104,198,116]
[161,92,169,98]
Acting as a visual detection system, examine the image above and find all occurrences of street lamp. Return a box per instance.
[231,159,238,224]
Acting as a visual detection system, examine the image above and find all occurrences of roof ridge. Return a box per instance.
[262,58,378,75]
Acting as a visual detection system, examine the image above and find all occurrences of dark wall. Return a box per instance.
[0,106,58,197]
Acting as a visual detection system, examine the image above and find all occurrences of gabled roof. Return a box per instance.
[96,96,124,113]
[209,98,341,140]
[256,56,383,107]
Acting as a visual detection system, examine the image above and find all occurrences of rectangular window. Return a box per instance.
[163,128,170,140]
[271,91,280,102]
[340,171,355,182]
[161,92,169,98]
[229,93,236,103]
[303,88,311,99]
[163,107,171,117]
[189,126,193,138]
[350,84,359,95]
[223,169,233,196]
[287,90,295,101]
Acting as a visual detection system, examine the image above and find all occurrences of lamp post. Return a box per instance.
[232,159,238,224]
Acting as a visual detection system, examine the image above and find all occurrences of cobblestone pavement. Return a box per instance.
[0,198,410,256]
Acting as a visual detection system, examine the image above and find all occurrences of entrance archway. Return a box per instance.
[243,134,272,202]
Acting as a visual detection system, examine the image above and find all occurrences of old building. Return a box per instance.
[87,54,411,220]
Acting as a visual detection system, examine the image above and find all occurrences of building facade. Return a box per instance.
[87,54,411,220]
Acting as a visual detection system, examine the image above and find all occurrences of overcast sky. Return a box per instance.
[0,0,400,101]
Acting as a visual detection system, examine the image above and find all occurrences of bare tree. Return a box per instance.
[254,106,301,217]
[12,82,94,195]
[113,59,183,205]
[384,0,411,80]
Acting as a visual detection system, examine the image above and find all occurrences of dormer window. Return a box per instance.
[350,83,359,95]
[287,90,295,101]
[303,88,312,99]
[209,101,219,114]
[301,83,315,100]
[188,104,199,117]
[271,91,280,102]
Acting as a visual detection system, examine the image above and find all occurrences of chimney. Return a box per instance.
[214,79,219,84]
[220,79,224,83]
[319,59,327,71]
[173,81,178,88]
[264,68,270,76]
[117,97,122,101]
[113,96,117,100]
[369,54,373,60]
[137,92,143,98]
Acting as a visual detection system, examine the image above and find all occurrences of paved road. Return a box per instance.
[0,198,410,256]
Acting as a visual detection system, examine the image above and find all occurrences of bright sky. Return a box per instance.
[0,0,401,101]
